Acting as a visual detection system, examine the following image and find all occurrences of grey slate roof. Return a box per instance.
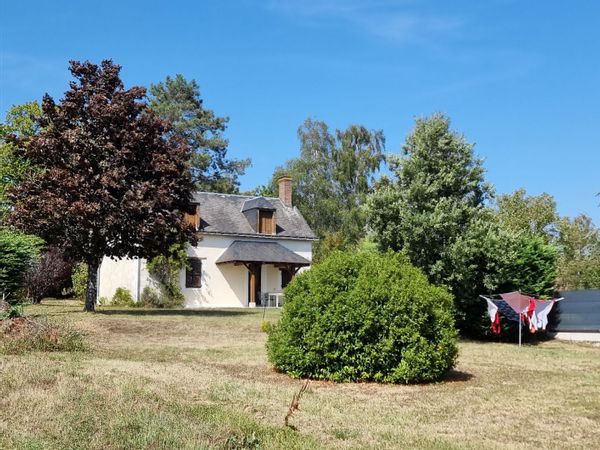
[241,197,275,212]
[191,192,317,240]
[216,240,311,265]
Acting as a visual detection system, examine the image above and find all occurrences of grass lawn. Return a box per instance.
[1,300,599,449]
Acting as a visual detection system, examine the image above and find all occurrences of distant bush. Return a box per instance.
[267,250,458,384]
[0,228,43,302]
[111,288,135,306]
[0,317,85,354]
[0,302,23,320]
[140,286,162,307]
[138,286,183,308]
[146,244,186,307]
[260,320,272,333]
[71,262,88,300]
[23,246,74,303]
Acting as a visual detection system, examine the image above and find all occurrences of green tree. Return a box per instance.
[7,60,196,312]
[149,74,250,193]
[508,234,557,296]
[556,214,600,289]
[269,118,385,260]
[442,211,557,336]
[496,188,558,240]
[367,113,491,283]
[0,101,42,215]
[367,114,561,336]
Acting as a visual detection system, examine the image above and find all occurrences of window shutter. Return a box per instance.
[186,258,202,288]
[259,210,274,234]
[192,259,202,287]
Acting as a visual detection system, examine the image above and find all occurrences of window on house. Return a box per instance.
[185,258,202,288]
[258,210,274,234]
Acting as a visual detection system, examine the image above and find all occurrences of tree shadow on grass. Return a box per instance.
[95,308,252,317]
[442,369,474,383]
[460,333,552,347]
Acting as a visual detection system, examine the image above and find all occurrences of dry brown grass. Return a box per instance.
[0,299,599,449]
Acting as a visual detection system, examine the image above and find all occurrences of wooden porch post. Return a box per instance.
[279,264,304,289]
[244,262,261,307]
[249,265,257,306]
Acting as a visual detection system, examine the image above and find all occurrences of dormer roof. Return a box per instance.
[241,196,276,212]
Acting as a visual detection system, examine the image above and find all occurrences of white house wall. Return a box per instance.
[181,234,247,308]
[97,234,313,308]
[97,257,140,301]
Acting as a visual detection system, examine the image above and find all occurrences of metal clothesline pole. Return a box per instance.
[518,313,522,348]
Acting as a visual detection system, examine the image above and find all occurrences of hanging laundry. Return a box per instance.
[495,300,520,322]
[531,300,556,331]
[491,309,501,335]
[525,299,537,333]
[484,297,502,335]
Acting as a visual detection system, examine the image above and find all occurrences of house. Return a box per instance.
[97,176,317,307]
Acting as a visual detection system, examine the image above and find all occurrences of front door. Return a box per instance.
[247,263,262,306]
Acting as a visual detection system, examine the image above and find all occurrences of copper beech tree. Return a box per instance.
[7,60,196,311]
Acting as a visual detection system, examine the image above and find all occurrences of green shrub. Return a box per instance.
[111,287,134,306]
[0,302,23,320]
[71,262,88,300]
[140,286,163,307]
[225,432,260,450]
[260,320,272,333]
[146,244,186,307]
[0,317,85,354]
[267,250,458,384]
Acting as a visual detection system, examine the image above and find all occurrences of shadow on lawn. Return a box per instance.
[442,369,474,383]
[95,308,251,317]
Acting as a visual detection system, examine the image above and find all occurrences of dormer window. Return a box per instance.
[241,197,276,235]
[258,210,274,234]
[184,203,200,231]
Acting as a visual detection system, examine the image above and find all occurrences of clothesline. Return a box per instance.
[479,291,563,346]
[481,292,557,301]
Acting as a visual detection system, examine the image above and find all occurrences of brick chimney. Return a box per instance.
[277,175,293,207]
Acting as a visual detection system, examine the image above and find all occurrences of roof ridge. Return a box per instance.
[195,191,280,201]
[195,191,251,198]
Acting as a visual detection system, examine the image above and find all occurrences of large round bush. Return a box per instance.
[267,250,458,383]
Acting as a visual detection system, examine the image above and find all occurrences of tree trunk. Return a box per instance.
[84,261,99,312]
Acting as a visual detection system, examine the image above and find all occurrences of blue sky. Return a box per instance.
[1,0,599,221]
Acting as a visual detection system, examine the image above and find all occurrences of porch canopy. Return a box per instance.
[215,240,310,267]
